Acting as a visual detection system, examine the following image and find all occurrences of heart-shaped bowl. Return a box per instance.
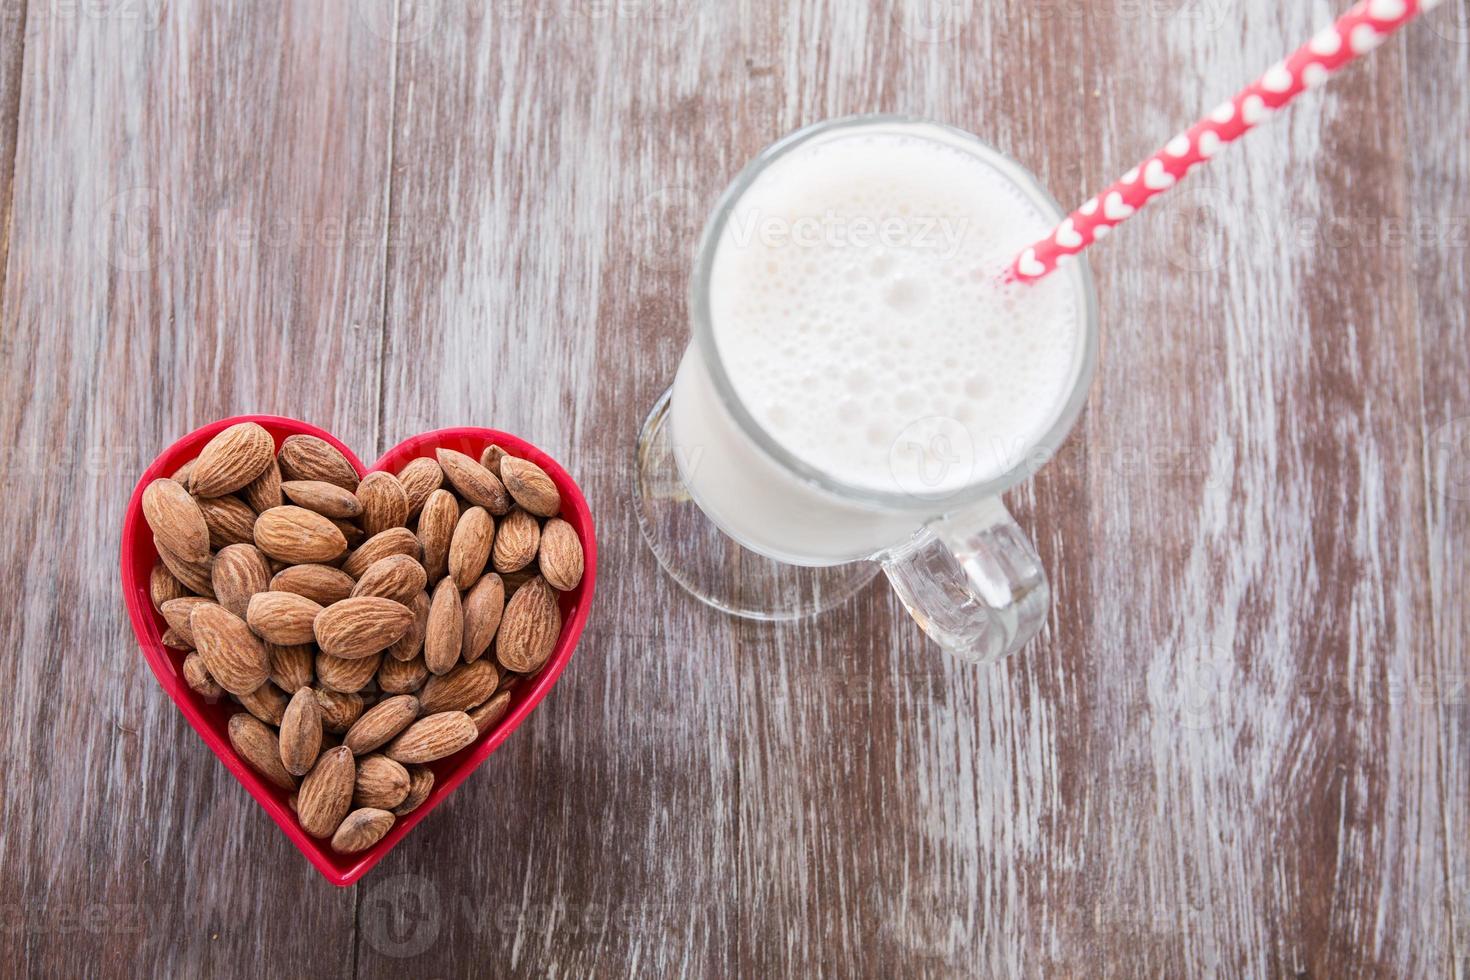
[120,415,597,886]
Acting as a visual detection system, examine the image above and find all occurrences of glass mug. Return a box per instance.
[635,115,1098,662]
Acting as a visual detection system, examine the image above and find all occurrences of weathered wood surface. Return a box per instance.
[0,1,1466,976]
[1409,4,1470,977]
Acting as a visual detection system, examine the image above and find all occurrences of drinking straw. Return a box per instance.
[1005,0,1443,283]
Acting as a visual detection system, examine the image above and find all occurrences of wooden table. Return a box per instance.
[2,1,1466,975]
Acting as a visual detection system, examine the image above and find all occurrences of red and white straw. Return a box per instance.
[1006,0,1441,284]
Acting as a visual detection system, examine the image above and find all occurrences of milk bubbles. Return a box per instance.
[707,124,1085,495]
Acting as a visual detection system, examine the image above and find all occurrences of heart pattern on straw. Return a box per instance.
[1103,193,1134,221]
[1055,219,1083,248]
[1006,0,1432,283]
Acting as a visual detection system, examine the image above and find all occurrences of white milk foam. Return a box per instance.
[708,126,1083,495]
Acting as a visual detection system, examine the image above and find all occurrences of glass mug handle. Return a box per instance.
[878,497,1049,664]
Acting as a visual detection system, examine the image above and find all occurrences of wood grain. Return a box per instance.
[731,5,1111,977]
[1069,5,1447,975]
[0,0,1465,976]
[362,3,742,973]
[0,1,390,975]
[0,0,25,304]
[1406,5,1470,976]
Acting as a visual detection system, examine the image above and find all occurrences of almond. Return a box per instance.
[160,596,212,646]
[268,642,315,693]
[190,602,270,695]
[190,422,276,498]
[315,651,382,693]
[353,755,411,809]
[270,563,356,606]
[228,713,297,792]
[388,590,431,661]
[279,687,323,776]
[393,766,435,815]
[297,746,356,838]
[278,434,359,491]
[332,517,366,549]
[254,505,348,564]
[461,573,505,663]
[344,695,421,755]
[237,681,289,726]
[155,538,215,597]
[448,506,495,590]
[378,654,429,694]
[242,456,283,512]
[383,711,478,764]
[495,576,561,674]
[331,807,395,853]
[419,660,499,715]
[182,652,223,699]
[538,517,584,591]
[491,507,539,574]
[499,455,561,517]
[161,627,192,649]
[246,590,323,645]
[342,527,422,579]
[351,554,427,605]
[197,495,258,549]
[425,577,463,675]
[150,559,189,611]
[315,688,365,734]
[171,458,195,484]
[211,543,272,617]
[397,457,444,518]
[468,690,512,735]
[478,443,508,477]
[435,448,511,514]
[416,489,458,584]
[501,567,536,596]
[281,479,364,519]
[142,478,211,564]
[356,471,409,536]
[314,596,415,659]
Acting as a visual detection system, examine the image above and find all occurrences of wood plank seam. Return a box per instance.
[1399,30,1465,978]
[372,0,404,482]
[358,2,408,973]
[0,0,26,351]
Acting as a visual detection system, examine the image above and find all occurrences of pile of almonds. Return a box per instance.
[142,422,583,854]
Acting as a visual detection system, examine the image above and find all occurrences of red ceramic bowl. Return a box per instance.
[119,415,597,886]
